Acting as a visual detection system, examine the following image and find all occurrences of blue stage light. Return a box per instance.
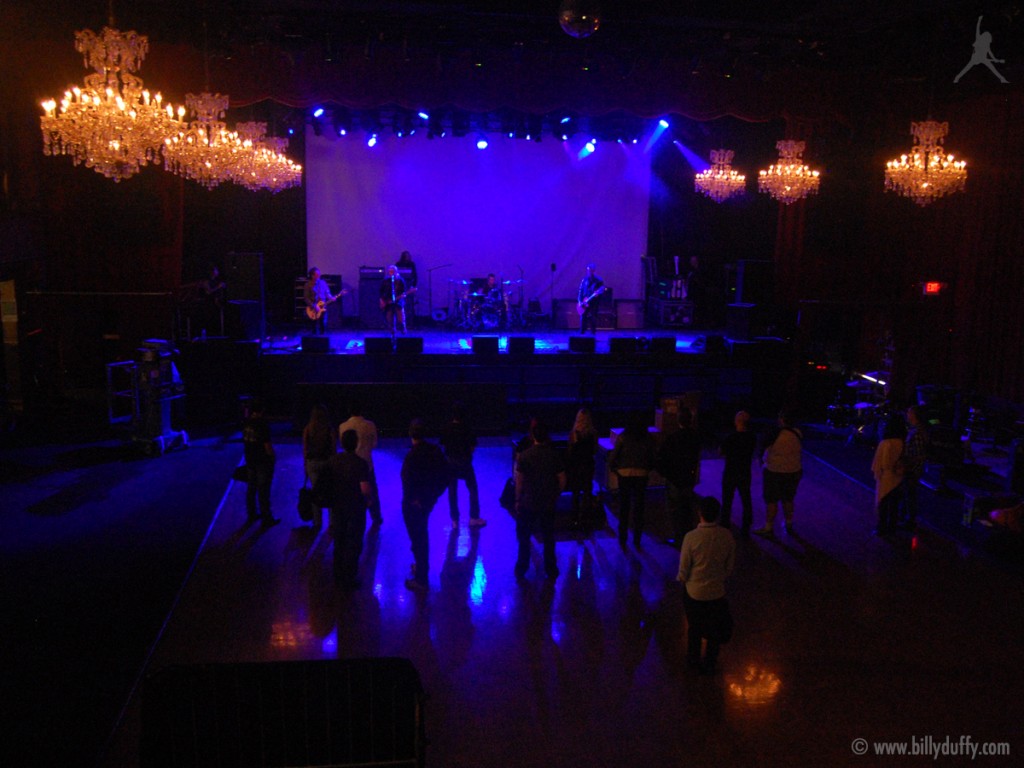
[476,136,489,150]
[417,111,430,121]
[312,107,325,118]
[659,118,670,128]
[367,133,377,147]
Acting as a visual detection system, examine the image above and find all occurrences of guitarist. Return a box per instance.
[304,267,335,335]
[576,263,606,335]
[379,263,410,338]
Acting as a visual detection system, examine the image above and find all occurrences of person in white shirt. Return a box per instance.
[678,496,736,675]
[338,402,382,524]
[754,408,803,537]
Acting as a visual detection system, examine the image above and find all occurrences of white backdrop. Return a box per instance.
[306,128,650,316]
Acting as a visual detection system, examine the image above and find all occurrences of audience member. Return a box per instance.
[720,410,756,537]
[442,402,486,527]
[315,429,371,589]
[754,409,803,538]
[678,496,736,675]
[301,403,336,530]
[514,420,567,579]
[609,410,657,548]
[900,405,930,529]
[401,419,450,592]
[657,408,701,547]
[339,402,382,524]
[242,398,279,528]
[872,417,906,535]
[566,408,598,528]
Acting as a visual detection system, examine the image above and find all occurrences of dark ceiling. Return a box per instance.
[11,0,1022,83]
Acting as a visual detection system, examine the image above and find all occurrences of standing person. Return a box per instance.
[302,403,337,531]
[441,402,486,528]
[397,250,418,326]
[315,429,371,589]
[720,410,757,537]
[566,408,598,527]
[197,262,225,337]
[514,420,567,579]
[576,263,606,335]
[242,398,279,528]
[304,267,334,336]
[400,419,449,592]
[754,409,803,538]
[609,411,657,548]
[379,264,410,339]
[872,418,906,535]
[900,405,930,529]
[678,496,736,675]
[338,402,382,524]
[657,408,702,547]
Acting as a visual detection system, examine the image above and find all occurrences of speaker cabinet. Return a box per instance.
[615,299,644,330]
[225,300,263,341]
[472,336,499,356]
[364,337,393,354]
[225,252,264,304]
[395,336,423,355]
[569,335,595,353]
[359,277,386,329]
[726,303,767,341]
[507,336,535,356]
[301,335,330,353]
[553,299,579,330]
[649,336,677,357]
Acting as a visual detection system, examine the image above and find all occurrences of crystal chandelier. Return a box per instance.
[758,140,821,205]
[695,149,746,203]
[232,122,303,193]
[40,27,178,182]
[884,121,966,207]
[163,92,245,188]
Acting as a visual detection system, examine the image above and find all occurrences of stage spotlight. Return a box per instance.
[417,111,430,121]
[560,116,572,124]
[476,135,489,150]
[312,107,325,119]
[367,133,378,147]
[659,118,669,128]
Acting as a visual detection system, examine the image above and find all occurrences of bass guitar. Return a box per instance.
[577,285,607,316]
[379,285,417,310]
[305,289,348,321]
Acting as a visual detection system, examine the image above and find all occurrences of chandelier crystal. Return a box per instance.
[233,122,303,193]
[758,140,821,205]
[163,92,244,188]
[40,27,179,182]
[695,149,746,203]
[884,121,966,206]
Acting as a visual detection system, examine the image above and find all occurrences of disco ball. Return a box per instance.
[558,0,601,39]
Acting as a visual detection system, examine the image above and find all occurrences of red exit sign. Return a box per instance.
[923,281,946,295]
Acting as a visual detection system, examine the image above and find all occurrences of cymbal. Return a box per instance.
[449,278,472,284]
[503,279,523,284]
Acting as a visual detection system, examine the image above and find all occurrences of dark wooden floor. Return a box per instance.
[89,435,1024,768]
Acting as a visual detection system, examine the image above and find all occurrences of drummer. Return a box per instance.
[484,273,503,301]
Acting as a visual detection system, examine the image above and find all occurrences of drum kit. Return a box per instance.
[447,277,525,331]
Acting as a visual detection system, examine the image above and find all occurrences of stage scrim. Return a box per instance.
[305,129,650,315]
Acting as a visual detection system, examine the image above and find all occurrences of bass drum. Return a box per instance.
[479,304,501,331]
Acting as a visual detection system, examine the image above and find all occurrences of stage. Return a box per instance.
[180,325,791,436]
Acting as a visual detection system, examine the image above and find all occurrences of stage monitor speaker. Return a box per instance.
[395,336,423,355]
[615,299,644,330]
[225,300,263,341]
[569,335,595,354]
[737,259,774,305]
[609,337,637,358]
[301,335,330,353]
[364,337,393,354]
[507,336,535,356]
[472,335,499,356]
[696,334,727,357]
[649,336,677,356]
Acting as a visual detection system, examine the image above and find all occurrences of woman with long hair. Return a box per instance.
[567,408,598,527]
[871,417,906,535]
[302,403,337,530]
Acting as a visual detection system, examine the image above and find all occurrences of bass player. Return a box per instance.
[577,263,607,335]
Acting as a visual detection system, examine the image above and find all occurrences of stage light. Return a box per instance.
[312,107,325,119]
[417,111,430,121]
[659,118,669,128]
[367,133,377,147]
[560,116,571,124]
[476,136,488,150]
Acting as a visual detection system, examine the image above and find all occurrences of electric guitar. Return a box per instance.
[305,289,348,321]
[577,285,607,316]
[379,285,417,310]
